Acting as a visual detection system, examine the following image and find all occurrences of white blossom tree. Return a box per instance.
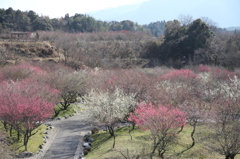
[78,88,136,148]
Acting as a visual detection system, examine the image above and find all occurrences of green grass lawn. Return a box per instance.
[86,124,240,159]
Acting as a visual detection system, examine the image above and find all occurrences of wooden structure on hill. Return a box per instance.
[10,32,30,39]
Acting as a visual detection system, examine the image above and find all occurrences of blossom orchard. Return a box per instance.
[0,79,59,151]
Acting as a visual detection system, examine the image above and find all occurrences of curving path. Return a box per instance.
[42,114,91,159]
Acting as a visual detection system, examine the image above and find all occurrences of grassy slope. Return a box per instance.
[0,123,47,153]
[87,125,240,159]
[10,125,47,153]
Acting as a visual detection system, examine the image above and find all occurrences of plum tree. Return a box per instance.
[128,102,186,159]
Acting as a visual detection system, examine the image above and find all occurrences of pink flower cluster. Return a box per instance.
[128,102,186,133]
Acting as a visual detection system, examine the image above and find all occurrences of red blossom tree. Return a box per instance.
[0,79,59,151]
[128,102,186,159]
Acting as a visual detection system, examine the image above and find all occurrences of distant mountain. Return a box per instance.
[87,0,240,28]
[87,0,169,25]
[226,27,240,31]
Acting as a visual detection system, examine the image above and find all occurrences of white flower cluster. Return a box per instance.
[218,76,240,99]
[198,73,240,100]
[77,88,136,124]
[197,72,211,83]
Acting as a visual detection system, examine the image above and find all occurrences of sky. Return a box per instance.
[1,0,240,28]
[1,0,149,18]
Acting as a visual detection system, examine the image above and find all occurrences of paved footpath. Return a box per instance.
[41,114,91,159]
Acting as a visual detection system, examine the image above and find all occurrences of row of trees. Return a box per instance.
[1,7,232,36]
[0,7,150,33]
[0,62,89,152]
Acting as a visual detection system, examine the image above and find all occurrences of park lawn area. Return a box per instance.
[0,122,47,153]
[87,124,240,159]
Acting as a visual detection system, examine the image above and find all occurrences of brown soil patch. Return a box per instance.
[0,41,64,65]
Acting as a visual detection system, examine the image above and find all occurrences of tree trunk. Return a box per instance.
[226,154,236,159]
[189,121,196,148]
[158,147,166,159]
[177,120,197,156]
[54,108,61,117]
[3,121,8,132]
[23,129,33,151]
[24,129,29,151]
[159,152,164,159]
[131,122,136,130]
[61,100,70,110]
[10,125,13,137]
[17,130,20,141]
[107,126,116,148]
[150,140,159,159]
[128,126,133,140]
[112,134,116,148]
[177,125,184,134]
[107,125,114,137]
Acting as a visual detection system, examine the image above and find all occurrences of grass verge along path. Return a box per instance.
[86,125,240,159]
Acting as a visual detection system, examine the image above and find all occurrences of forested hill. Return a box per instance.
[0,7,166,35]
[0,7,231,37]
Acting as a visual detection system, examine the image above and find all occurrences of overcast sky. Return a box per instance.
[1,0,240,28]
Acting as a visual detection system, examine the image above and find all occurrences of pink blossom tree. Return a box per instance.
[0,63,46,81]
[0,79,59,151]
[128,102,186,159]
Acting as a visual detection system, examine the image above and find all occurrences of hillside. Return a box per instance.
[0,41,63,66]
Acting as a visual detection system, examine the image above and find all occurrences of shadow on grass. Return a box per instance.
[91,132,112,151]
